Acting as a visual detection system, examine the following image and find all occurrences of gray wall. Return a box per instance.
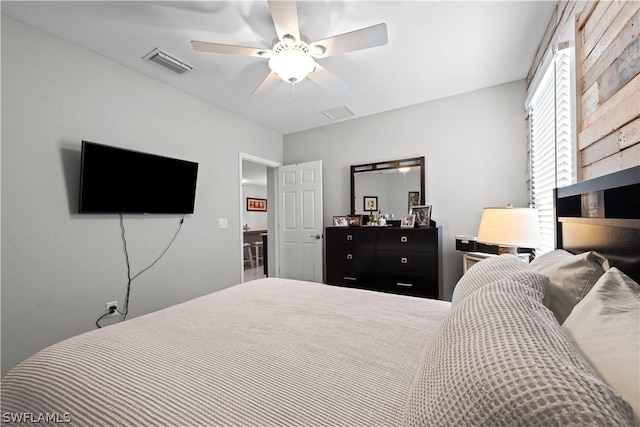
[1,16,283,375]
[284,80,529,300]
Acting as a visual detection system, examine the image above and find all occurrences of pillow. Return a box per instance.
[452,254,549,307]
[404,279,635,426]
[530,249,609,324]
[563,268,640,423]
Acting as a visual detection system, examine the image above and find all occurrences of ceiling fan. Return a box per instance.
[191,0,388,95]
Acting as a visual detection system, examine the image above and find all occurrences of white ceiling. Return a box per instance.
[1,1,557,135]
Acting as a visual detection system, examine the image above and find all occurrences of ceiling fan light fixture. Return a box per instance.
[268,39,315,84]
[191,1,389,95]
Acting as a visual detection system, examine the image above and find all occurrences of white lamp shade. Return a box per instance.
[268,42,315,83]
[477,207,541,248]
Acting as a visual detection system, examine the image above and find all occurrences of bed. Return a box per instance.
[2,166,639,426]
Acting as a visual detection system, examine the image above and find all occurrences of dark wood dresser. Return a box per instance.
[325,226,443,299]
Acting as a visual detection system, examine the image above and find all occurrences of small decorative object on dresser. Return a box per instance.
[401,214,415,229]
[348,215,363,227]
[363,196,378,212]
[411,205,432,227]
[333,215,349,227]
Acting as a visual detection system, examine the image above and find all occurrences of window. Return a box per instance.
[527,45,576,255]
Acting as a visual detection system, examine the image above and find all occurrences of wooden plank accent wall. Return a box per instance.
[527,0,640,181]
[578,1,640,179]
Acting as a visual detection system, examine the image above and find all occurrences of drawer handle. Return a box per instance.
[397,282,413,288]
[401,236,408,243]
[347,254,353,260]
[344,277,357,281]
[401,257,408,264]
[347,235,353,241]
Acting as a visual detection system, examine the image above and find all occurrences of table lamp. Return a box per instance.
[477,206,541,254]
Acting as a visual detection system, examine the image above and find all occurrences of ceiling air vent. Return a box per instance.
[143,48,194,75]
[322,106,355,121]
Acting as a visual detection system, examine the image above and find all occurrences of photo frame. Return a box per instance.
[333,215,349,227]
[410,205,432,227]
[247,197,267,212]
[408,191,420,212]
[401,214,416,229]
[363,196,378,212]
[348,215,363,227]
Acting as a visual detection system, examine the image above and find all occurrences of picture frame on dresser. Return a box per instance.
[410,205,432,227]
[333,215,349,227]
[401,214,416,228]
[348,215,363,227]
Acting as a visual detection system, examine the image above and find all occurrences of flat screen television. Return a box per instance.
[79,141,198,214]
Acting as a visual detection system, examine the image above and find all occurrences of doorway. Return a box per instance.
[239,153,280,283]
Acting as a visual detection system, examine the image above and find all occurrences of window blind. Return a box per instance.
[528,47,575,255]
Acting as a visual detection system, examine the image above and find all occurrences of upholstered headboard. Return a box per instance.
[554,166,640,283]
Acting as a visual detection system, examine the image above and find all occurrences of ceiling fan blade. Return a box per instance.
[191,40,270,58]
[252,71,282,95]
[268,0,300,42]
[311,23,388,58]
[307,63,348,94]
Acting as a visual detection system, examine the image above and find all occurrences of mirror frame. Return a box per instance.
[350,156,425,215]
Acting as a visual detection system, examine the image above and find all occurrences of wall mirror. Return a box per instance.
[351,156,425,219]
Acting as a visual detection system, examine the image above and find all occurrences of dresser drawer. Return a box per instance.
[377,229,437,252]
[328,272,373,287]
[379,273,438,298]
[377,250,436,274]
[343,249,376,270]
[327,228,376,249]
[326,249,375,285]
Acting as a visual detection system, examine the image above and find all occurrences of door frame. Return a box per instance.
[239,153,282,283]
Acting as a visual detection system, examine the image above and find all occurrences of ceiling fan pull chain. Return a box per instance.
[291,80,296,102]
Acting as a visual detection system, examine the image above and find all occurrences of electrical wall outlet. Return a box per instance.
[106,301,118,318]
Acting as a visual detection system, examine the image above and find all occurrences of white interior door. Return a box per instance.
[277,160,323,282]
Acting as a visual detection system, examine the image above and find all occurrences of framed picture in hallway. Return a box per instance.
[247,197,267,212]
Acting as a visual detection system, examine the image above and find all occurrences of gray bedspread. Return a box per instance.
[1,278,450,426]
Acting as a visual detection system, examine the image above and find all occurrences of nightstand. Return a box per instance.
[462,251,530,273]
